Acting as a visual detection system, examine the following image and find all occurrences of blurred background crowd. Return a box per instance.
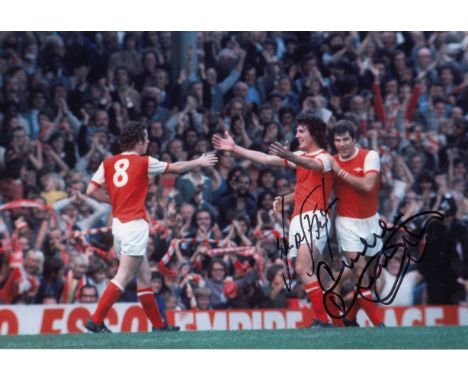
[0,32,467,315]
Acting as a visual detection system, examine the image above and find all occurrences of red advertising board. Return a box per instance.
[0,304,467,335]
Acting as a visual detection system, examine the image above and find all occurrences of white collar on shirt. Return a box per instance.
[338,147,359,162]
[305,148,324,156]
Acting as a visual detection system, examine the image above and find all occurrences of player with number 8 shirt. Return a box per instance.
[84,121,217,333]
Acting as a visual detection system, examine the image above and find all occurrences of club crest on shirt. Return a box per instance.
[353,167,364,173]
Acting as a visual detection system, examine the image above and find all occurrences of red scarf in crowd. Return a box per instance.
[60,269,88,303]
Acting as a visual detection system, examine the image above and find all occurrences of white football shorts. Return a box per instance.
[112,218,149,257]
[335,213,383,256]
[288,210,332,259]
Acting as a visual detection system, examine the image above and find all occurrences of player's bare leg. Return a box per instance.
[295,244,332,326]
[135,256,180,331]
[114,255,144,287]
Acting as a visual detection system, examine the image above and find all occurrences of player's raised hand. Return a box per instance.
[212,130,235,151]
[269,141,291,159]
[197,153,218,167]
[272,196,283,214]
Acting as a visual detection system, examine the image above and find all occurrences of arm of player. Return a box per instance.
[167,153,218,174]
[212,131,285,166]
[330,157,379,192]
[86,182,111,204]
[269,142,323,171]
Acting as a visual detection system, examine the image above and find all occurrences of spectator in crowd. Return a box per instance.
[60,253,89,303]
[77,283,99,303]
[35,256,64,304]
[216,172,256,228]
[0,249,44,304]
[205,258,229,309]
[87,257,109,297]
[40,172,67,205]
[194,286,212,310]
[150,271,168,320]
[261,263,288,308]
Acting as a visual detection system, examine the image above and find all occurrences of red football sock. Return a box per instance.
[137,288,165,328]
[346,301,360,321]
[305,281,330,323]
[90,280,124,324]
[325,294,344,327]
[357,288,382,325]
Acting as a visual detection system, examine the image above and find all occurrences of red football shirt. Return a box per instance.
[91,153,169,223]
[333,148,380,219]
[284,149,335,219]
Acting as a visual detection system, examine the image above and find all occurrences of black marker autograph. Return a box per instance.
[276,176,444,319]
[320,210,443,319]
[276,177,337,292]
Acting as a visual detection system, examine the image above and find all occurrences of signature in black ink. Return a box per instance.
[276,177,337,292]
[319,210,443,319]
[275,176,444,319]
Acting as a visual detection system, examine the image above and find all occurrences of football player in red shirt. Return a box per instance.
[85,121,217,333]
[213,113,335,326]
[330,120,385,326]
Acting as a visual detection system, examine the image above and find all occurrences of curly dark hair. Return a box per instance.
[119,121,147,151]
[331,119,357,140]
[295,113,327,149]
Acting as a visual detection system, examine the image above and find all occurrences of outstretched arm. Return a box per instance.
[269,142,324,171]
[167,153,218,174]
[212,131,285,166]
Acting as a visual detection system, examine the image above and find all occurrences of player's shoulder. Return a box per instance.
[357,147,377,155]
[314,149,332,160]
[362,149,380,160]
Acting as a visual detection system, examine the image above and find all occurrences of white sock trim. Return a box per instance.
[137,291,153,297]
[305,287,321,293]
[111,279,125,292]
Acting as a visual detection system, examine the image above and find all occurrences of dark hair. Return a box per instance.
[192,208,213,227]
[256,190,275,210]
[48,130,65,144]
[230,114,244,128]
[262,122,281,140]
[432,95,447,105]
[3,159,25,179]
[258,168,275,187]
[278,106,294,119]
[331,119,357,140]
[43,256,64,279]
[227,166,246,183]
[151,271,164,282]
[79,284,98,299]
[266,264,284,283]
[120,121,147,151]
[87,257,107,277]
[295,113,327,148]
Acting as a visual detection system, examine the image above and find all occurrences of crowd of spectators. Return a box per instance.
[0,32,467,314]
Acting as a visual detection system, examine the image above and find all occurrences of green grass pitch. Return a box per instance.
[1,326,468,349]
